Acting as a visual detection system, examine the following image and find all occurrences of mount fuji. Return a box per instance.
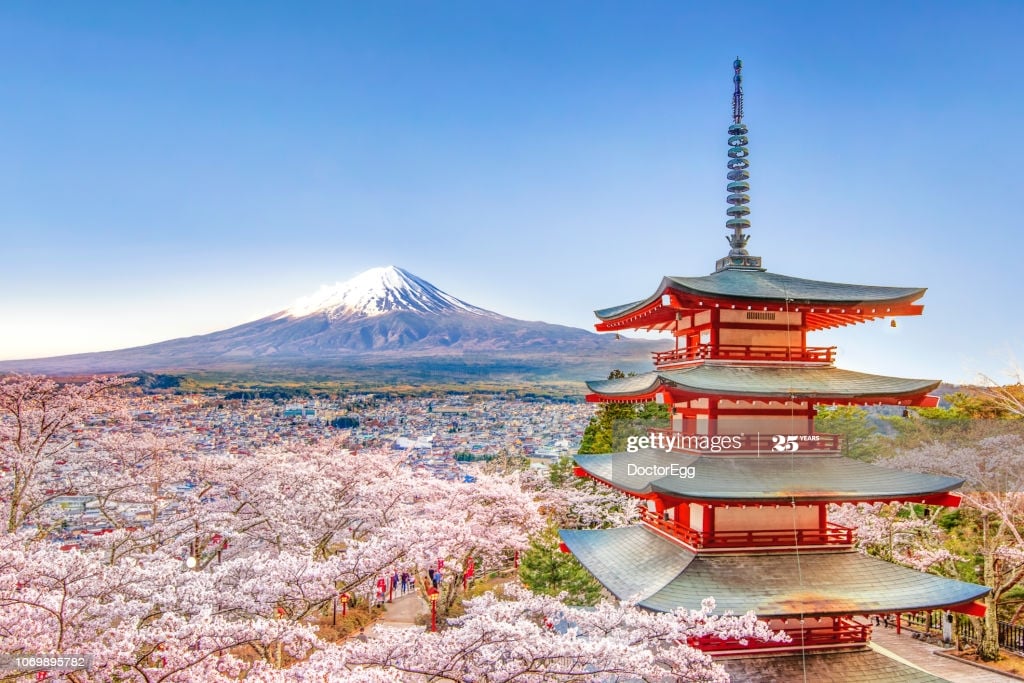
[281,266,500,321]
[0,266,655,379]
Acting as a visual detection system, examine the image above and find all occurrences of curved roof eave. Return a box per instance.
[586,366,940,401]
[595,271,927,322]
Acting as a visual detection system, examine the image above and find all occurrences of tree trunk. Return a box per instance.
[978,555,1001,661]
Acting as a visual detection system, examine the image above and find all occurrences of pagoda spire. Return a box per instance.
[716,57,763,272]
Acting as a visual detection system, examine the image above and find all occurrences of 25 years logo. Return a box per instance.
[771,435,799,452]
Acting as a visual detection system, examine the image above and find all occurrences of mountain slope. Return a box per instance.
[0,266,656,377]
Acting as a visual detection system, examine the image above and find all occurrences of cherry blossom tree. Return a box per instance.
[888,433,1024,659]
[280,584,786,683]
[535,457,640,531]
[0,374,132,533]
[828,502,961,573]
[0,530,323,681]
[0,374,784,681]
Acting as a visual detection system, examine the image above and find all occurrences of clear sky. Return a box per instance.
[1,1,1021,384]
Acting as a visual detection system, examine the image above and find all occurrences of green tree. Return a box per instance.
[578,401,636,454]
[915,392,1014,420]
[813,405,882,461]
[578,371,670,455]
[519,522,603,606]
[885,393,1021,451]
[548,455,576,488]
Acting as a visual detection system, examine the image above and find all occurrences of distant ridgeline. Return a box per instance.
[122,372,183,390]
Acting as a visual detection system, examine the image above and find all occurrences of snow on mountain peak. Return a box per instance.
[282,266,501,320]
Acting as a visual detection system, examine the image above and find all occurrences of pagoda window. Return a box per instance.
[719,309,802,326]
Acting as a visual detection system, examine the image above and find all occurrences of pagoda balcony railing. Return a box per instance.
[638,507,855,549]
[647,428,843,455]
[638,506,702,546]
[702,524,855,549]
[692,617,870,653]
[652,344,836,367]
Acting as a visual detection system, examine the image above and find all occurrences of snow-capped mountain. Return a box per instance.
[0,267,656,378]
[281,266,501,320]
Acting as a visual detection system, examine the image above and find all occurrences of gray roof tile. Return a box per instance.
[586,364,940,399]
[557,526,695,602]
[560,526,989,617]
[595,270,925,320]
[720,646,950,682]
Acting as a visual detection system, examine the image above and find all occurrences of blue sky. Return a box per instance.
[1,2,1021,384]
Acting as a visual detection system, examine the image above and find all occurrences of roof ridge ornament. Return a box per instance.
[716,57,765,273]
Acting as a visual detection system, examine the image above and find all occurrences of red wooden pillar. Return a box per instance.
[710,308,720,351]
[675,503,689,527]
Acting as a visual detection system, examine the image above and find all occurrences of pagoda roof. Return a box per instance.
[596,270,925,321]
[586,364,939,404]
[574,451,963,504]
[559,526,989,617]
[719,647,948,682]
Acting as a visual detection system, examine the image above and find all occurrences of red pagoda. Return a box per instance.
[560,60,988,681]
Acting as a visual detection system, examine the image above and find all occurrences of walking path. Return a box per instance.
[372,591,428,631]
[871,625,1022,682]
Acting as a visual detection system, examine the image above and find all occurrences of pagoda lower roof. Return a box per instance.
[574,451,963,503]
[719,647,948,682]
[595,270,925,322]
[559,526,989,617]
[586,364,940,403]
